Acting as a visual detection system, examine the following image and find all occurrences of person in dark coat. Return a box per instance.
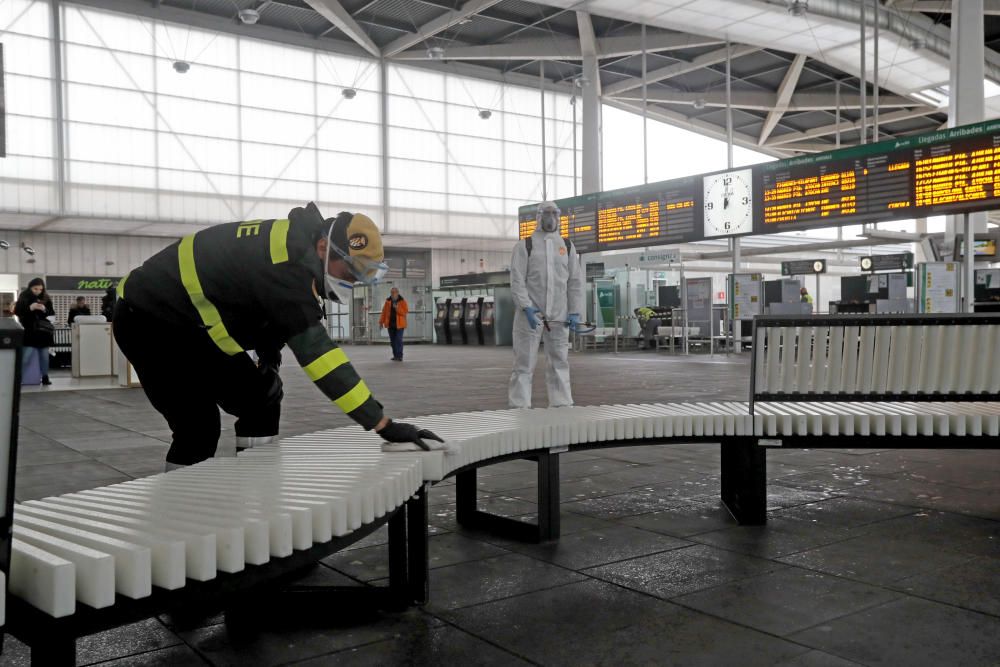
[68,296,92,324]
[15,278,56,385]
[101,287,117,321]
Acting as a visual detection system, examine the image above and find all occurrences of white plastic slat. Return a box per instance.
[765,327,781,393]
[937,326,959,394]
[795,328,813,393]
[826,326,845,393]
[887,325,909,393]
[51,494,245,573]
[13,525,116,609]
[754,326,768,394]
[780,327,797,392]
[9,539,75,618]
[919,326,943,394]
[809,326,829,394]
[905,326,925,394]
[24,499,216,582]
[12,514,152,599]
[856,326,877,394]
[986,326,1000,394]
[16,505,186,590]
[956,325,977,394]
[872,326,892,394]
[841,326,860,393]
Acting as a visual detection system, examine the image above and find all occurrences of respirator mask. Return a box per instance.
[538,202,561,233]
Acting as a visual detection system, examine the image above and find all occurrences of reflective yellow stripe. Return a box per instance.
[303,348,349,382]
[116,272,129,299]
[270,219,289,264]
[178,235,244,356]
[335,380,371,414]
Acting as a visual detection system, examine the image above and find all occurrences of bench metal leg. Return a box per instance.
[720,438,767,525]
[30,633,75,667]
[455,450,561,543]
[406,484,429,605]
[388,500,409,605]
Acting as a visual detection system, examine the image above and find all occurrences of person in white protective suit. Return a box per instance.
[508,201,585,408]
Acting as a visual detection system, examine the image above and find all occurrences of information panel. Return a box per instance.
[918,262,959,313]
[597,177,699,250]
[756,119,1000,234]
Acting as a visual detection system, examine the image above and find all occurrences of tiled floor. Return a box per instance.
[3,344,998,666]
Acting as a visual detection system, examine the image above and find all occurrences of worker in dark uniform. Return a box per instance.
[114,202,443,470]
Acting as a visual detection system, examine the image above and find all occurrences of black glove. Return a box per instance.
[376,419,445,451]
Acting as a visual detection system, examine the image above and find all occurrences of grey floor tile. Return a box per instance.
[76,618,183,665]
[620,501,738,537]
[894,555,1000,617]
[771,497,917,530]
[441,579,808,666]
[503,523,690,570]
[85,644,209,666]
[180,609,442,667]
[585,543,786,599]
[293,624,531,666]
[324,533,508,582]
[424,553,586,611]
[674,567,900,636]
[14,444,91,468]
[789,596,1000,666]
[777,531,975,586]
[562,487,692,519]
[773,650,866,667]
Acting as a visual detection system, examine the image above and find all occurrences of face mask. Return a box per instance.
[326,275,354,304]
[540,211,559,233]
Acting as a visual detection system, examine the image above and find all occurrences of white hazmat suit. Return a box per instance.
[508,217,585,408]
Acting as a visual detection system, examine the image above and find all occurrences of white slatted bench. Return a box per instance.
[3,314,997,665]
[1,427,431,667]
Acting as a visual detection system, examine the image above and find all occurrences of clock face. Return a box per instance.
[813,261,825,273]
[860,257,873,271]
[703,168,754,238]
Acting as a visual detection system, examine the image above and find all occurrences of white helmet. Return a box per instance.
[537,201,561,233]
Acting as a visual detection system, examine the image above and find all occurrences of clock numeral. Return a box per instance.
[705,202,714,210]
[722,177,732,185]
[724,221,731,231]
[742,196,749,205]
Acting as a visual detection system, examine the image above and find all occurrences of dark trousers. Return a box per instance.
[388,327,404,359]
[113,301,282,465]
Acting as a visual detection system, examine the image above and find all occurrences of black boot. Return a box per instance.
[41,375,52,385]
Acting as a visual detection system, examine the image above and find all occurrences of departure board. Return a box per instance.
[596,177,699,251]
[756,119,1000,234]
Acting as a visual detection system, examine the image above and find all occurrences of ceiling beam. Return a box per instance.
[603,44,759,96]
[764,107,940,147]
[759,54,807,145]
[608,89,919,111]
[302,0,380,57]
[576,11,597,58]
[381,0,503,58]
[391,30,722,61]
[894,0,1000,14]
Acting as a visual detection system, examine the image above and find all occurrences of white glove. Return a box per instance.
[381,440,458,455]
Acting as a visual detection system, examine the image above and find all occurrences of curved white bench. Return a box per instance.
[4,313,998,665]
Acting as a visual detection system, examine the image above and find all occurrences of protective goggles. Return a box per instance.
[326,224,389,285]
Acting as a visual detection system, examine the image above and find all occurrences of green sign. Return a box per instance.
[45,275,121,291]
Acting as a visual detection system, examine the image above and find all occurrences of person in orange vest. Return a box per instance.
[379,286,409,361]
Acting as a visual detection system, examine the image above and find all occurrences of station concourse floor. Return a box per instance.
[3,344,1000,667]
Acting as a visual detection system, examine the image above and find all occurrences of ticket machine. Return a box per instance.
[480,297,497,346]
[449,297,468,345]
[434,298,452,344]
[464,297,484,345]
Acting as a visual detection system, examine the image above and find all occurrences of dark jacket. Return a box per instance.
[120,205,384,430]
[16,284,55,348]
[68,304,91,324]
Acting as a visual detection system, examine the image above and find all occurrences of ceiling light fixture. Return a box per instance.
[478,109,492,119]
[786,0,808,16]
[20,243,35,256]
[173,60,191,74]
[238,8,260,25]
[342,87,357,99]
[0,240,9,250]
[909,37,927,51]
[427,46,445,60]
[693,98,706,110]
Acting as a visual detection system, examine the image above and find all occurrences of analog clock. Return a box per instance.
[703,168,754,238]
